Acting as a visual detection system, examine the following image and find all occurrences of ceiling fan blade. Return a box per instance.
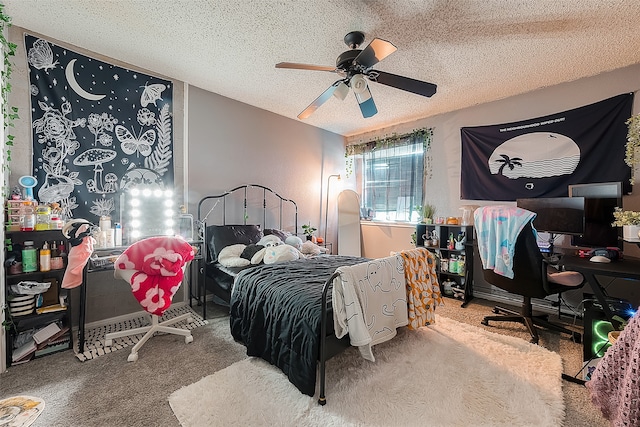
[354,86,378,118]
[369,70,437,97]
[297,81,341,119]
[354,38,397,69]
[276,62,336,72]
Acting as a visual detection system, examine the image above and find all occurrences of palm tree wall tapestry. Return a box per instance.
[460,93,632,201]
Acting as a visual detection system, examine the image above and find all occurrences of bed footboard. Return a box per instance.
[318,271,350,405]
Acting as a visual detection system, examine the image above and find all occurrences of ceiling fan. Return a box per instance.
[276,31,437,119]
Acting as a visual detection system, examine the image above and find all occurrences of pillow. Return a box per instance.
[217,244,251,268]
[207,224,263,262]
[264,228,290,241]
[241,243,264,261]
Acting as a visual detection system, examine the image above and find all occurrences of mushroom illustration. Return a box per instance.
[38,174,75,203]
[73,148,117,193]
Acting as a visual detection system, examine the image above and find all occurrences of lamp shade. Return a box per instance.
[350,74,368,94]
[333,81,349,100]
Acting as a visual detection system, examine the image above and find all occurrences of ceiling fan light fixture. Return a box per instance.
[350,74,368,94]
[333,81,349,101]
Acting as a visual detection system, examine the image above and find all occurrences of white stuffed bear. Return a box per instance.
[300,240,329,256]
[257,234,283,247]
[263,244,301,264]
[251,243,303,264]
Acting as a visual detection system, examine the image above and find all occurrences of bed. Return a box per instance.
[196,184,441,405]
[196,184,301,315]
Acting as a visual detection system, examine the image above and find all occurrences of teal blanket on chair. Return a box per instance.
[474,206,536,279]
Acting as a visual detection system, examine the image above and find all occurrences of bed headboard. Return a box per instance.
[196,184,298,242]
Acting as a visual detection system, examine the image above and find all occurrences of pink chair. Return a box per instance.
[104,236,196,362]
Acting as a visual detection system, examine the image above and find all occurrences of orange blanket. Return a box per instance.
[398,247,443,329]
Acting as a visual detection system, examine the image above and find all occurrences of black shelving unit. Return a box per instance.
[416,223,475,307]
[4,229,71,366]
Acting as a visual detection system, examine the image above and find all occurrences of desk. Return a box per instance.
[561,255,640,330]
[78,248,124,353]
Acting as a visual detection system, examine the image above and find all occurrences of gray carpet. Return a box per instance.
[0,298,607,426]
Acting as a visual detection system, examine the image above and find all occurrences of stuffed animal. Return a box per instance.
[251,243,303,264]
[300,240,329,256]
[285,235,303,250]
[257,234,283,247]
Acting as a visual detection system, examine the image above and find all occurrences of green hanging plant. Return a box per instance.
[344,127,434,178]
[1,3,19,193]
[625,113,640,184]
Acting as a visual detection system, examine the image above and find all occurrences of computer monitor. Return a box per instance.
[516,197,585,237]
[568,182,622,249]
[568,181,622,199]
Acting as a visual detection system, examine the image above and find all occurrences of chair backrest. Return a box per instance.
[482,221,549,299]
[114,236,195,316]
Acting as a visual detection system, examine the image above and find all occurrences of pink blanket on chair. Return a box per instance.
[114,236,195,316]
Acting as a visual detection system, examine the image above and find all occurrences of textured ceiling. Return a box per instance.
[6,0,640,137]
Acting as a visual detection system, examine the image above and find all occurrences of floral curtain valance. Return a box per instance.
[345,127,434,177]
[345,128,434,222]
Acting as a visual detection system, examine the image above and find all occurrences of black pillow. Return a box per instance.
[207,225,263,262]
[240,244,264,261]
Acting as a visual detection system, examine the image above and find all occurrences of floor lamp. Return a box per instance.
[324,174,341,252]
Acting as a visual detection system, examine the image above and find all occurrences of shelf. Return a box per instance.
[8,310,68,333]
[415,223,475,307]
[5,268,66,281]
[4,229,71,367]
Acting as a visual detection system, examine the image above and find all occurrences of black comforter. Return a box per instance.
[230,255,367,396]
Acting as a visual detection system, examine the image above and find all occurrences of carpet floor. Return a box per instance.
[74,305,207,361]
[169,315,565,426]
[0,298,608,426]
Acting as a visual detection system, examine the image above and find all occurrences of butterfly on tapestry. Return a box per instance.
[25,34,174,223]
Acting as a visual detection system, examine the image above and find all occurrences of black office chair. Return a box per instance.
[480,220,584,344]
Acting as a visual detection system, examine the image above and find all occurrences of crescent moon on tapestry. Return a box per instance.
[65,59,106,101]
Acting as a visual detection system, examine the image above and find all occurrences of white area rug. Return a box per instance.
[74,305,207,361]
[169,315,564,426]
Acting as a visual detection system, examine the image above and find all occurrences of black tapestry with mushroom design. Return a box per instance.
[26,34,174,223]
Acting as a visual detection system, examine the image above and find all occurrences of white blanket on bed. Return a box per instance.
[332,255,409,361]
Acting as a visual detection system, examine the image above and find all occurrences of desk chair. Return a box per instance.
[104,236,196,361]
[475,206,584,344]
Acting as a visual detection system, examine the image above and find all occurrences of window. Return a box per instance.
[346,128,433,222]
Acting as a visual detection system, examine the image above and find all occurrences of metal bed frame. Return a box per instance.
[196,184,298,319]
[196,183,351,405]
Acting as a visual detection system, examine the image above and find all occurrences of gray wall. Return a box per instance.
[186,85,345,240]
[347,63,640,308]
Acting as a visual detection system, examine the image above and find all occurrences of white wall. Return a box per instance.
[360,222,414,258]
